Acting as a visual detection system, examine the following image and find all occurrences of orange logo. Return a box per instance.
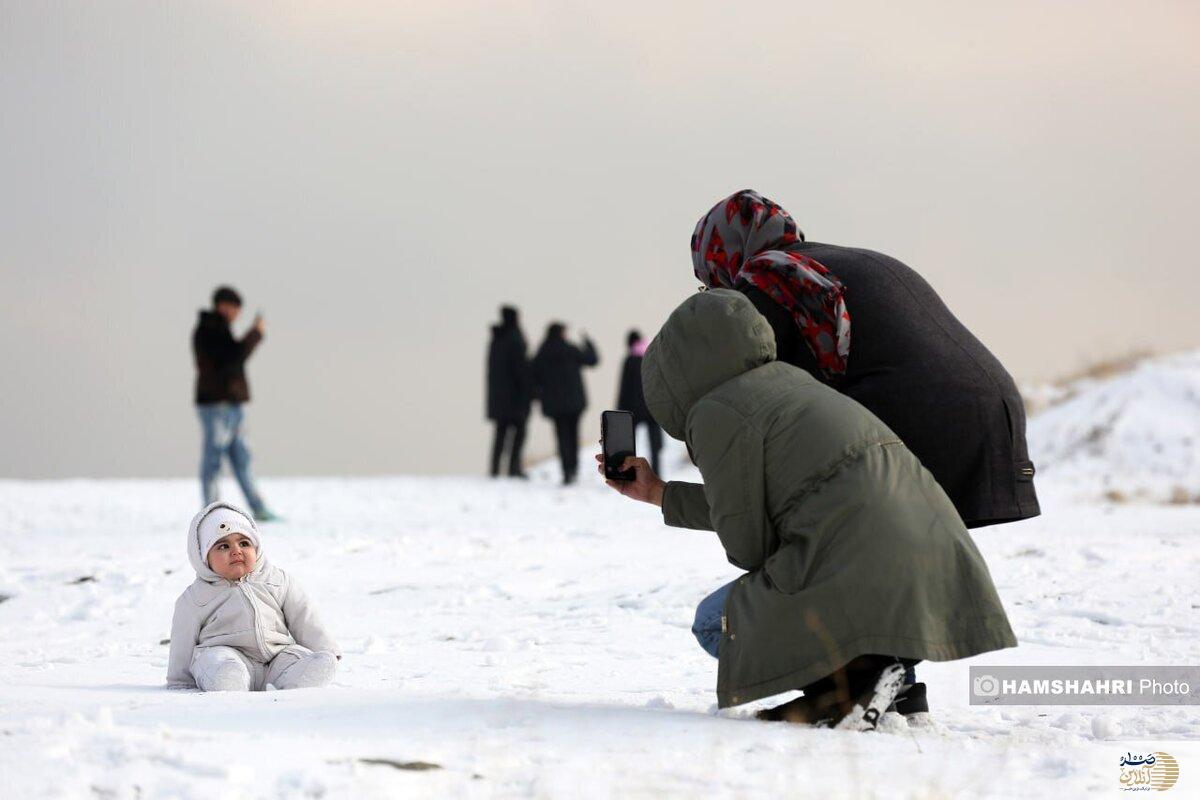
[1119,751,1180,791]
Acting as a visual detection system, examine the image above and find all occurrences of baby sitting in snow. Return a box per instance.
[167,501,340,691]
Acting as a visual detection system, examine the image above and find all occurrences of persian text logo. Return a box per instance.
[972,674,1000,698]
[1119,751,1180,792]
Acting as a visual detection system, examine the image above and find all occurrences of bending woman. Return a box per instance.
[601,289,1016,729]
[691,189,1038,529]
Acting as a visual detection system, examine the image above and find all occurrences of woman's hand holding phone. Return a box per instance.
[595,453,666,507]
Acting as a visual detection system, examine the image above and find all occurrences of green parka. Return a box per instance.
[642,289,1017,708]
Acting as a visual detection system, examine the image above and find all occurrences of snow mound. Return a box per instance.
[1027,349,1200,503]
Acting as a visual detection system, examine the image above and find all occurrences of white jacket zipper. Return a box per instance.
[238,580,269,661]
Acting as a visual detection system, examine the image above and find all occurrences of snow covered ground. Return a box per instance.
[1,442,1199,797]
[1027,349,1200,504]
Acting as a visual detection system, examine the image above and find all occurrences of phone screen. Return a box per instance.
[603,411,637,481]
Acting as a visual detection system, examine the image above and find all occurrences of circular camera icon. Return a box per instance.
[973,674,1000,697]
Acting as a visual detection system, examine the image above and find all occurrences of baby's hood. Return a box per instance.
[187,501,265,582]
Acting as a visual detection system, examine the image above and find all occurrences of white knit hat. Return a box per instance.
[197,504,260,565]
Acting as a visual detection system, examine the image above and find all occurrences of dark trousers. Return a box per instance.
[552,413,581,481]
[490,418,527,476]
[637,418,663,475]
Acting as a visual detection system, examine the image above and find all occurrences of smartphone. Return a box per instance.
[602,410,637,481]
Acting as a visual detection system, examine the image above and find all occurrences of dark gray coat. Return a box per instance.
[742,242,1039,528]
[643,290,1017,708]
[486,322,532,422]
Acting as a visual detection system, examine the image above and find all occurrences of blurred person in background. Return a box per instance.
[486,305,533,479]
[533,322,599,485]
[192,286,277,521]
[616,329,663,475]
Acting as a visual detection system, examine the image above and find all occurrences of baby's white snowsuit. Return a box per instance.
[167,502,341,691]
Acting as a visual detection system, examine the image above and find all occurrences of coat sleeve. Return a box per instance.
[520,359,534,408]
[166,593,203,689]
[661,482,715,530]
[511,339,533,409]
[194,326,263,378]
[688,399,775,571]
[282,577,341,657]
[530,353,544,398]
[576,338,599,367]
[616,357,635,411]
[238,329,263,361]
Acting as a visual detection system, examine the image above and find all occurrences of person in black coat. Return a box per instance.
[691,190,1039,528]
[192,285,275,520]
[532,323,599,485]
[486,305,533,478]
[616,329,663,475]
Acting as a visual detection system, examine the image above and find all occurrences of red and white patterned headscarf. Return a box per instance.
[691,189,850,376]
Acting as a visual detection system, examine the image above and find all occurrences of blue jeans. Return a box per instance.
[197,403,265,514]
[692,580,735,659]
[691,578,919,685]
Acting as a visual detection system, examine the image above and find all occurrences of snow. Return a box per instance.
[1027,348,1200,504]
[2,439,1199,797]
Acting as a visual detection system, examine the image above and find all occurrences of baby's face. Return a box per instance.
[207,532,258,580]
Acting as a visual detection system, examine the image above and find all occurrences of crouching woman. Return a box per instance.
[601,289,1016,730]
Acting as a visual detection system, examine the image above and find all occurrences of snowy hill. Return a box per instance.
[1027,349,1200,504]
[2,473,1199,797]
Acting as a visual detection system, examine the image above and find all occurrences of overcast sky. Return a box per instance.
[2,1,1198,479]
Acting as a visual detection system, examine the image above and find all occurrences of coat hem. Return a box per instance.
[963,503,1042,529]
[716,621,1018,709]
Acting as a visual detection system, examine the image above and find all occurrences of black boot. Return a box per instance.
[890,682,931,725]
[757,656,906,731]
